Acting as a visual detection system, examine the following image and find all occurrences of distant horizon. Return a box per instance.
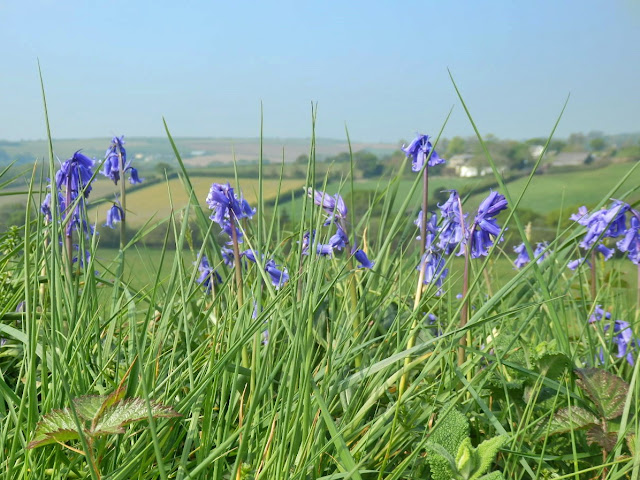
[2,130,639,145]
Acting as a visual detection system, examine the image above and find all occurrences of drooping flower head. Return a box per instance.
[571,201,629,249]
[513,243,530,269]
[104,202,124,229]
[307,188,348,226]
[417,251,448,294]
[206,182,255,237]
[55,151,95,199]
[196,255,222,293]
[514,241,550,269]
[265,259,289,289]
[101,136,143,185]
[301,231,333,256]
[352,247,374,269]
[41,191,66,222]
[462,191,508,258]
[402,134,445,172]
[437,190,467,255]
[617,212,640,265]
[604,320,637,366]
[415,210,438,250]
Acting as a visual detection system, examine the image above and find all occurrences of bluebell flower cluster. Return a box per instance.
[206,182,256,243]
[401,134,445,172]
[101,136,143,185]
[305,188,374,269]
[589,305,638,366]
[463,191,508,258]
[202,182,288,291]
[41,151,97,240]
[569,201,640,268]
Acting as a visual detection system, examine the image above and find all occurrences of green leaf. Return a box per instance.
[91,398,180,437]
[477,472,505,480]
[536,406,599,440]
[455,437,478,480]
[575,368,629,419]
[28,409,82,449]
[471,436,508,480]
[586,425,618,452]
[425,442,459,480]
[427,407,470,480]
[73,395,109,423]
[95,386,127,423]
[537,353,572,380]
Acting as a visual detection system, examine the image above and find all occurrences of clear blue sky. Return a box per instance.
[1,0,638,142]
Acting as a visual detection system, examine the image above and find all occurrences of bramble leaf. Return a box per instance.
[586,425,618,452]
[535,406,598,440]
[28,409,82,449]
[73,395,109,423]
[575,368,629,420]
[91,398,180,437]
[537,352,572,380]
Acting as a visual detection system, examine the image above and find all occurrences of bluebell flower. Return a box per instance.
[329,226,349,251]
[101,136,144,185]
[534,241,550,263]
[196,255,222,293]
[514,241,550,269]
[417,251,448,294]
[461,191,508,258]
[605,320,637,366]
[572,201,628,249]
[41,191,66,222]
[104,203,123,229]
[588,304,611,323]
[265,259,289,288]
[568,257,591,270]
[307,188,348,225]
[206,183,254,238]
[437,191,466,255]
[618,213,640,265]
[415,210,438,249]
[301,231,334,256]
[55,151,95,198]
[513,243,530,269]
[221,247,235,267]
[353,248,374,269]
[401,134,445,172]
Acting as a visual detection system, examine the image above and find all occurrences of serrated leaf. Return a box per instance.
[95,386,127,423]
[586,424,618,452]
[427,407,470,480]
[28,409,82,449]
[471,435,508,480]
[477,472,505,480]
[91,398,180,437]
[536,406,599,440]
[575,368,629,419]
[73,395,109,422]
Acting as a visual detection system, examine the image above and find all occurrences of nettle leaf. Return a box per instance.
[91,398,180,437]
[536,406,599,440]
[575,368,629,420]
[586,425,618,452]
[28,409,82,449]
[472,435,508,480]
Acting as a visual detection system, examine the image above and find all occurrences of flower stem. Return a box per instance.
[399,166,430,398]
[458,195,474,367]
[65,173,73,276]
[229,213,244,307]
[117,147,127,253]
[590,249,597,300]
